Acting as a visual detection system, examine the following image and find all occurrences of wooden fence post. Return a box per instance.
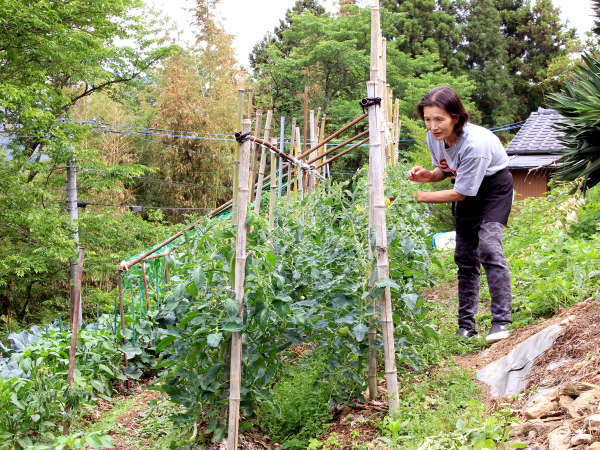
[226,118,252,450]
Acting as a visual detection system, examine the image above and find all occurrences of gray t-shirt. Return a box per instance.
[428,122,508,197]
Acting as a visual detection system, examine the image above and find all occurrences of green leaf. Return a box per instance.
[352,324,369,342]
[86,432,114,449]
[207,332,223,348]
[120,342,143,360]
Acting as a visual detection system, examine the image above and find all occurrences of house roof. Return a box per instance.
[507,154,562,170]
[506,108,567,155]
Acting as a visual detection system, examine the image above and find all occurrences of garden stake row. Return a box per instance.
[227,118,252,449]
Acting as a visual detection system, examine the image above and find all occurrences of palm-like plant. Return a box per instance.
[548,54,600,189]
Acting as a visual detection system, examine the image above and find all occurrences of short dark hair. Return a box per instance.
[417,86,470,136]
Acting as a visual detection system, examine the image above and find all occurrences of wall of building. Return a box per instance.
[510,169,552,200]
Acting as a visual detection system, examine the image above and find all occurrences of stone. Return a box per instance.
[510,419,562,438]
[585,414,600,432]
[476,324,564,397]
[524,390,561,419]
[566,389,600,418]
[560,395,575,410]
[560,382,599,397]
[570,433,592,446]
[548,425,571,450]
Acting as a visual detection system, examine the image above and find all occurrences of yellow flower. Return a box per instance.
[355,204,364,213]
[385,197,391,207]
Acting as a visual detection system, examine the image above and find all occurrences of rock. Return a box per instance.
[560,395,575,409]
[566,389,600,418]
[560,382,599,397]
[524,390,561,419]
[585,414,600,432]
[570,432,592,446]
[510,419,562,438]
[548,425,571,450]
[560,315,576,325]
[476,324,564,397]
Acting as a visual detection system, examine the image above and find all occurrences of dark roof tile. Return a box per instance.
[506,108,567,155]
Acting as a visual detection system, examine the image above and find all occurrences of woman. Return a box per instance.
[409,86,513,344]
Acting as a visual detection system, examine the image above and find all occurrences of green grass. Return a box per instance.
[74,391,188,449]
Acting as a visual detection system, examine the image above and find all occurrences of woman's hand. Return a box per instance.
[408,166,433,182]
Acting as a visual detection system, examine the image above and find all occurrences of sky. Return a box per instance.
[151,0,595,69]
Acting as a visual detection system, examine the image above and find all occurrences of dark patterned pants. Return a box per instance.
[454,221,512,331]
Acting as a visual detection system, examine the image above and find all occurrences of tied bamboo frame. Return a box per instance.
[226,119,252,449]
[367,1,400,412]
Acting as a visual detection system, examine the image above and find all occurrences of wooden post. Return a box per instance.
[141,262,149,312]
[269,138,277,230]
[226,118,252,450]
[254,110,272,214]
[249,110,263,202]
[287,117,296,196]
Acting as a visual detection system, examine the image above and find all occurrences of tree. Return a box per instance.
[548,54,600,189]
[458,0,574,125]
[251,5,477,173]
[381,0,464,71]
[0,0,175,321]
[249,0,326,70]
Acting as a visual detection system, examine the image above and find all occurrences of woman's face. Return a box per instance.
[422,106,458,143]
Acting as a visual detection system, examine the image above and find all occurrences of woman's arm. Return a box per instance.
[408,166,447,183]
[416,189,466,204]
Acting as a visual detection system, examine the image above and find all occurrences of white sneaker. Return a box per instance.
[486,324,510,343]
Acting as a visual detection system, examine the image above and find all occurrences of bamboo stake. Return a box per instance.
[308,110,316,192]
[269,138,277,230]
[393,98,401,166]
[296,127,303,199]
[249,110,263,202]
[303,86,309,156]
[226,118,252,450]
[232,88,245,224]
[319,114,327,177]
[287,117,296,196]
[246,88,254,119]
[367,78,399,412]
[141,262,149,312]
[254,110,273,214]
[380,37,388,168]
